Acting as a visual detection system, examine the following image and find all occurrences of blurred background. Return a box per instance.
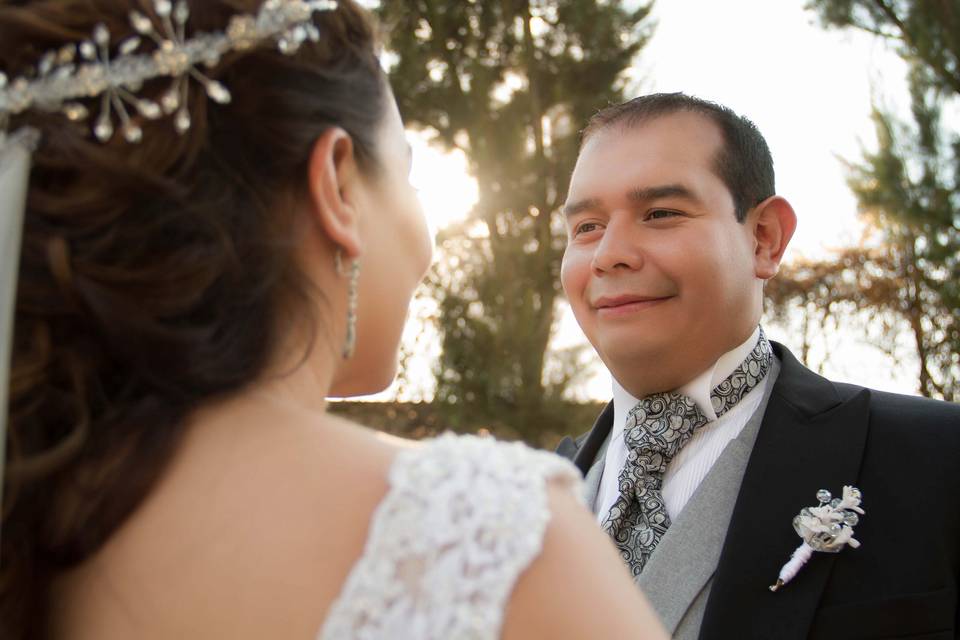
[332,0,960,447]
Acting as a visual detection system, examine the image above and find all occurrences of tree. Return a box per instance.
[377,1,654,442]
[771,0,960,399]
[808,0,960,95]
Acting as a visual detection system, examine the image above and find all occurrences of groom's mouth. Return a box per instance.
[593,294,673,317]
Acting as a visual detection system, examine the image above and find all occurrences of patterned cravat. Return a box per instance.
[601,329,773,576]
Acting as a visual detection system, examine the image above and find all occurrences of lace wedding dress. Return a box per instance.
[318,434,582,640]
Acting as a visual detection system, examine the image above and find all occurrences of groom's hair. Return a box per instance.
[581,93,775,222]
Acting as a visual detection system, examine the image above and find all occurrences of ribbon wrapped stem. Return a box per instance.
[769,542,814,591]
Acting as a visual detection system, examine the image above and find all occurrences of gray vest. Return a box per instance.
[583,360,780,639]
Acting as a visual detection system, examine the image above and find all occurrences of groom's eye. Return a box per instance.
[646,209,679,220]
[574,222,600,235]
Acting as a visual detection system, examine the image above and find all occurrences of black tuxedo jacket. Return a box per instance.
[558,341,960,639]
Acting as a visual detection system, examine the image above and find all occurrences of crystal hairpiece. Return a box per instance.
[0,0,338,146]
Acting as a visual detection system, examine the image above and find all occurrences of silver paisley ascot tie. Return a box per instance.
[601,330,773,576]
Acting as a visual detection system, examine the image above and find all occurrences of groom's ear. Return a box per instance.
[750,195,797,280]
[306,127,363,259]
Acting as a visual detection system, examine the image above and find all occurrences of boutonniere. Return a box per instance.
[769,486,864,592]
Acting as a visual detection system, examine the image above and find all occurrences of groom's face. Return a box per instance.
[561,112,763,396]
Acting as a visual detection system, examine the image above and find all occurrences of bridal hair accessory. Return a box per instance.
[0,0,338,145]
[769,486,864,592]
[0,0,338,523]
[334,250,360,359]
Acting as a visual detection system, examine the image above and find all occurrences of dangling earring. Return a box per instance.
[335,249,360,359]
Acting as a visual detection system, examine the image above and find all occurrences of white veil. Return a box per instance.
[0,127,38,546]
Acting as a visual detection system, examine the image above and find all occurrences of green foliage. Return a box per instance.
[808,0,960,95]
[377,0,654,441]
[774,0,960,398]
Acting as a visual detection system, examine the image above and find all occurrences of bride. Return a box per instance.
[0,1,666,638]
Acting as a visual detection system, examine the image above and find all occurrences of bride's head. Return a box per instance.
[0,0,430,634]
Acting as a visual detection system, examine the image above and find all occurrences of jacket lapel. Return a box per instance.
[571,400,614,475]
[699,342,871,640]
[554,434,579,461]
[582,431,611,512]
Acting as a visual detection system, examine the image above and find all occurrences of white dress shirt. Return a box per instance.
[595,327,771,524]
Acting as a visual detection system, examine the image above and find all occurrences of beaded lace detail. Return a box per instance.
[318,434,582,640]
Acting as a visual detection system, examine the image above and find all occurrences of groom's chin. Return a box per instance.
[597,333,674,367]
[597,341,684,397]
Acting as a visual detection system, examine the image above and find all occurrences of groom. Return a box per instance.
[555,93,960,640]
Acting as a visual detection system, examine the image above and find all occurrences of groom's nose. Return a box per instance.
[592,214,645,275]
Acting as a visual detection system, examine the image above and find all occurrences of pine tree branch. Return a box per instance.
[854,23,901,40]
[872,0,960,96]
[518,1,555,250]
[421,0,471,119]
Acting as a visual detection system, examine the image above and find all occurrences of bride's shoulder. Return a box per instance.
[389,432,581,496]
[318,433,583,639]
[318,419,582,498]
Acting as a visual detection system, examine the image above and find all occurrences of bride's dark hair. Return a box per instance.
[0,0,385,635]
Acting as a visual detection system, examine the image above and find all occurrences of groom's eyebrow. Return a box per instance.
[628,184,699,203]
[562,197,602,217]
[564,184,700,218]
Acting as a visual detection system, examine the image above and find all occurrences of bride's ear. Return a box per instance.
[306,127,363,259]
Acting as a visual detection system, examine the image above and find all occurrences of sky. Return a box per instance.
[365,0,925,402]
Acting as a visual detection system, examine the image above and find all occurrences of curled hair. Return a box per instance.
[0,0,385,636]
[582,92,775,222]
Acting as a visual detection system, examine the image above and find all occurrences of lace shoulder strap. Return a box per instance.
[319,433,582,640]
